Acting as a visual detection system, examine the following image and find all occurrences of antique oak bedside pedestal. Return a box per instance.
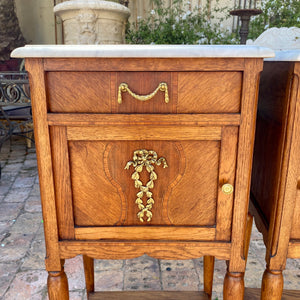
[248,47,300,300]
[11,45,273,300]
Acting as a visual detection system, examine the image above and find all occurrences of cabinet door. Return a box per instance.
[50,124,238,241]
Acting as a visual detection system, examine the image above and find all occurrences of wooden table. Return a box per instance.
[12,45,273,300]
[250,50,300,299]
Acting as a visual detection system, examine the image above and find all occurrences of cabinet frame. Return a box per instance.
[26,57,263,299]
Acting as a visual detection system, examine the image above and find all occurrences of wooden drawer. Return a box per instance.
[50,123,238,241]
[45,71,242,114]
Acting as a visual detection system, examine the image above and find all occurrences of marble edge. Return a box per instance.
[264,50,300,62]
[11,45,275,58]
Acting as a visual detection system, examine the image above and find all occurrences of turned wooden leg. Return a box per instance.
[203,256,214,299]
[47,260,69,300]
[83,255,94,297]
[223,271,244,300]
[261,268,283,300]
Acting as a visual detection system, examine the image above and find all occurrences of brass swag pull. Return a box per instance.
[118,82,169,104]
[125,149,168,222]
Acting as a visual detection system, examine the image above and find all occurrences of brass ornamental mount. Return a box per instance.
[222,183,234,195]
[118,82,169,104]
[125,150,168,222]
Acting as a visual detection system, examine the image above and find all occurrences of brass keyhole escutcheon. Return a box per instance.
[222,183,234,195]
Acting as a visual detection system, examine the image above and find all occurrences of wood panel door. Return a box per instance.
[50,122,238,242]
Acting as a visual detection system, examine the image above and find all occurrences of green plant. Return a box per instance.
[248,0,300,39]
[126,0,239,45]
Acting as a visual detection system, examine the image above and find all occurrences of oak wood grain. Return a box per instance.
[251,62,294,246]
[215,127,238,241]
[74,227,216,241]
[48,270,69,300]
[249,60,300,297]
[114,72,173,114]
[69,141,123,226]
[178,72,242,113]
[291,189,300,239]
[43,57,245,72]
[244,214,253,262]
[47,260,69,300]
[25,59,61,271]
[47,70,243,114]
[59,241,231,260]
[83,255,94,297]
[89,291,209,300]
[287,241,300,258]
[249,195,269,247]
[229,58,263,272]
[171,71,178,113]
[223,271,244,300]
[25,55,264,299]
[203,256,214,299]
[245,288,300,300]
[269,69,300,268]
[49,126,74,239]
[69,140,220,226]
[47,113,241,126]
[66,125,222,141]
[46,72,111,113]
[166,141,219,226]
[261,269,283,300]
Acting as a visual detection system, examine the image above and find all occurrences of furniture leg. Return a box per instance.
[223,270,244,300]
[47,260,69,300]
[83,255,95,297]
[223,213,250,300]
[203,255,214,299]
[244,213,253,263]
[261,268,283,300]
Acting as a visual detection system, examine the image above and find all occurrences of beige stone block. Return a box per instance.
[54,0,130,45]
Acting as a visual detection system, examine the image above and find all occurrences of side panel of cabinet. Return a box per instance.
[289,64,300,240]
[251,62,293,227]
[291,189,300,239]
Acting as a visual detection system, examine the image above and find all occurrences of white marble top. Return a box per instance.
[265,50,300,62]
[11,45,274,58]
[246,27,300,62]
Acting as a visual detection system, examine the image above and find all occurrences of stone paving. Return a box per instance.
[0,137,300,300]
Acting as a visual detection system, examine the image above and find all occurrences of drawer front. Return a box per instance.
[177,72,241,113]
[46,71,242,114]
[50,124,238,241]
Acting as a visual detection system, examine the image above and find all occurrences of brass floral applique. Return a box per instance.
[125,149,168,222]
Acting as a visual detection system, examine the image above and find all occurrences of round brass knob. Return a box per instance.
[222,183,234,195]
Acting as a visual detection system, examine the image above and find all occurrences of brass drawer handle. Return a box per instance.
[125,149,168,222]
[118,82,169,104]
[222,183,234,195]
